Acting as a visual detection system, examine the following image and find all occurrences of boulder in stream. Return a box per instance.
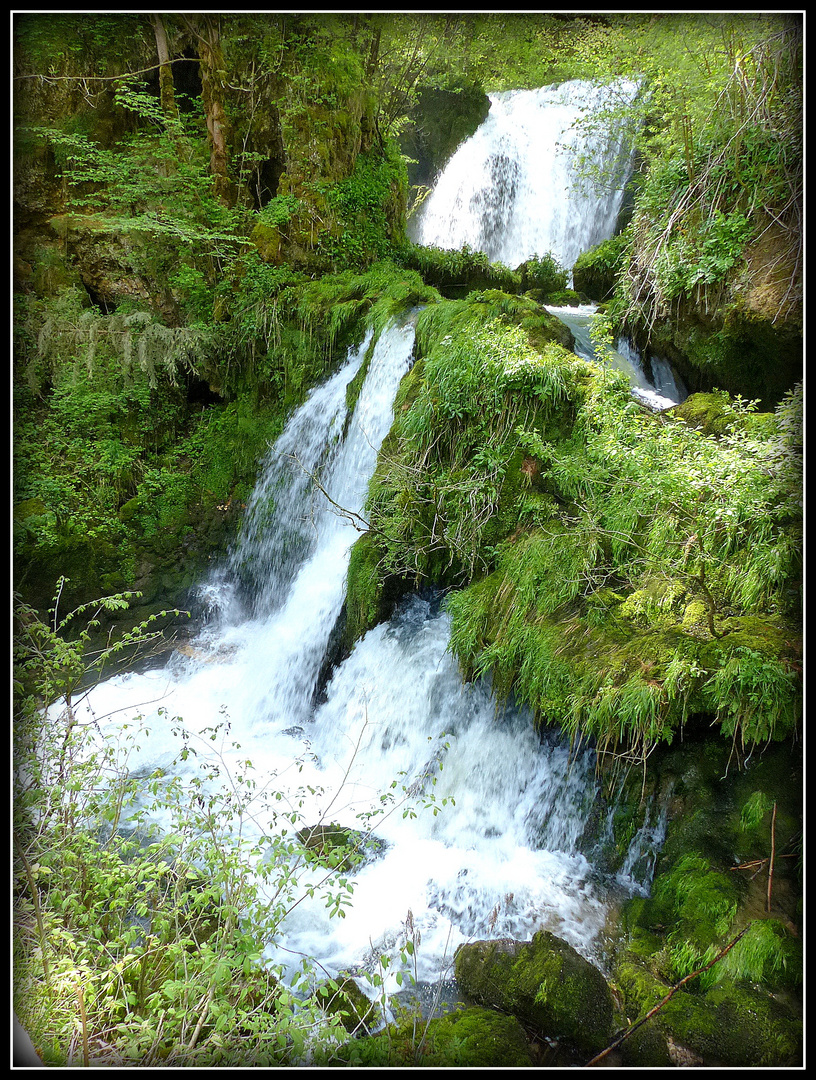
[453,929,615,1056]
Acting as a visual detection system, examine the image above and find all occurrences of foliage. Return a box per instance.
[257,194,301,229]
[520,251,569,295]
[361,300,801,761]
[24,83,247,278]
[567,15,803,332]
[573,234,628,300]
[13,587,451,1065]
[397,241,522,296]
[14,13,152,83]
[319,147,408,269]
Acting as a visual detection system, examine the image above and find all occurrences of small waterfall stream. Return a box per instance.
[67,82,669,1019]
[548,303,687,410]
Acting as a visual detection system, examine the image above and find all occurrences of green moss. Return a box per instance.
[572,234,628,301]
[670,391,745,437]
[416,1006,534,1067]
[343,533,389,651]
[454,931,614,1054]
[326,1004,534,1067]
[649,854,743,966]
[249,221,284,264]
[315,975,378,1034]
[717,919,802,991]
[616,954,802,1066]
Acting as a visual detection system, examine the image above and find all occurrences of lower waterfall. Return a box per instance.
[67,314,659,1015]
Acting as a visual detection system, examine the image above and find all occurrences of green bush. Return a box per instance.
[520,251,568,294]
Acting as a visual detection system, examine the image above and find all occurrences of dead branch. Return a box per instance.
[584,922,753,1067]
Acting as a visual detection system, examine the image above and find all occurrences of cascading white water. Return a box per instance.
[410,79,640,272]
[648,352,687,404]
[63,83,672,1022]
[71,316,618,1005]
[547,303,687,410]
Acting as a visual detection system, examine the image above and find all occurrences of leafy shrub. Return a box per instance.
[13,587,449,1065]
[520,251,568,294]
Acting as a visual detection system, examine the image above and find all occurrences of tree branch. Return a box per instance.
[584,922,753,1067]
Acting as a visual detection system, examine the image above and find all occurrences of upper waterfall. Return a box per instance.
[409,79,640,271]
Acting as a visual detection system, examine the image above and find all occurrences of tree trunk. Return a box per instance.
[150,14,178,121]
[185,15,233,207]
[366,25,381,79]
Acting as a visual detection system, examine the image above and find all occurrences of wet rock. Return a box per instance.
[324,1004,534,1067]
[454,929,615,1055]
[296,823,388,873]
[314,974,378,1035]
[616,956,802,1067]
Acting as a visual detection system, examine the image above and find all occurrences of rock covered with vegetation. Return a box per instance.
[574,15,802,406]
[603,732,802,1067]
[321,1004,535,1067]
[454,930,615,1056]
[354,296,801,763]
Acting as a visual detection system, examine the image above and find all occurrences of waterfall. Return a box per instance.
[410,79,639,272]
[62,82,671,1019]
[409,79,686,410]
[547,303,687,410]
[71,316,613,992]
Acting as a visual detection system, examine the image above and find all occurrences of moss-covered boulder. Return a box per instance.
[572,234,628,301]
[616,956,802,1066]
[313,975,378,1035]
[635,299,802,409]
[608,734,802,1067]
[667,390,779,439]
[325,1004,534,1067]
[296,823,387,873]
[454,931,615,1055]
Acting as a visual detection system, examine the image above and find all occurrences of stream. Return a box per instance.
[67,80,677,1017]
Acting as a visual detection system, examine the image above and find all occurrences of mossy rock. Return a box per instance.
[326,1004,534,1067]
[617,736,802,1014]
[669,391,744,437]
[643,302,801,408]
[250,221,284,264]
[343,533,388,651]
[453,931,614,1055]
[572,235,627,301]
[647,854,744,957]
[401,81,491,189]
[30,243,87,298]
[616,956,802,1066]
[315,975,378,1035]
[296,823,387,873]
[538,288,583,306]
